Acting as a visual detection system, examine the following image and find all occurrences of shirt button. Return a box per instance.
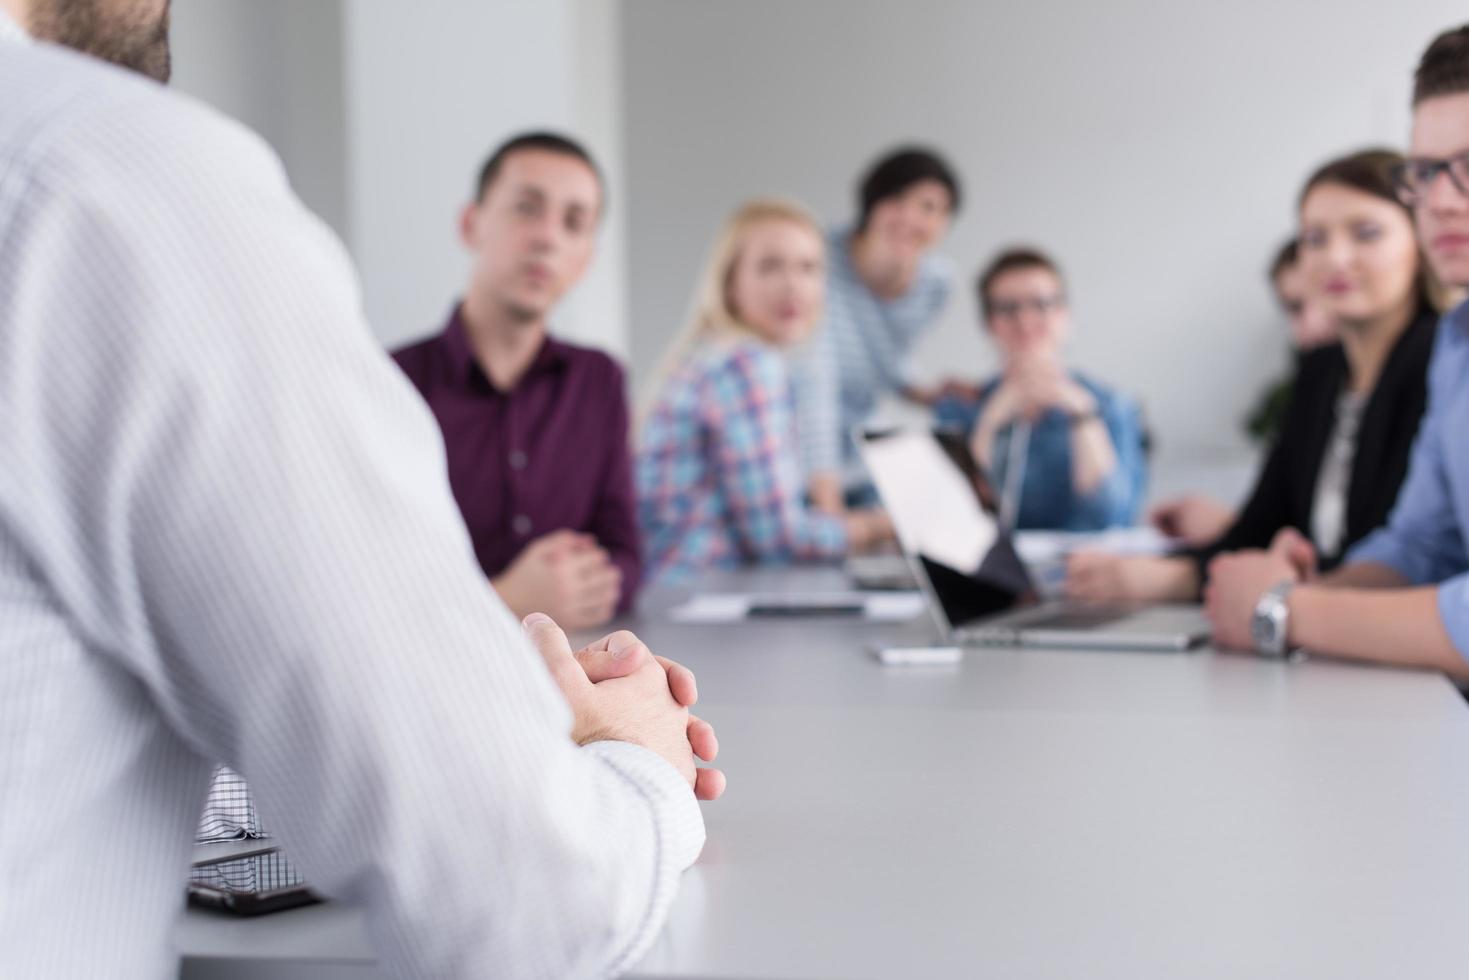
[512,514,533,537]
[509,450,528,471]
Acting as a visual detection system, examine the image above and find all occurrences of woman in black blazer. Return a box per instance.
[1067,148,1444,601]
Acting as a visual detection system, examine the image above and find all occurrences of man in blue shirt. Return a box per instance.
[1206,24,1469,679]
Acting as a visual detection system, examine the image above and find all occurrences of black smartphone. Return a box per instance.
[747,600,865,617]
[188,847,321,916]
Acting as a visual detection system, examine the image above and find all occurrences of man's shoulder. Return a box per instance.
[0,39,282,207]
[390,332,444,389]
[549,337,628,388]
[920,249,957,286]
[1436,300,1469,353]
[915,250,956,308]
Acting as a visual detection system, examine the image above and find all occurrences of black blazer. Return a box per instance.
[1194,306,1438,578]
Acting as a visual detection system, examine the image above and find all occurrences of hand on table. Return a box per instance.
[524,614,726,802]
[1203,532,1309,650]
[844,508,895,552]
[1065,552,1195,603]
[1148,495,1235,548]
[1269,527,1319,583]
[493,530,622,631]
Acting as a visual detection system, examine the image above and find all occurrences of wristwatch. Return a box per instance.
[1250,581,1296,660]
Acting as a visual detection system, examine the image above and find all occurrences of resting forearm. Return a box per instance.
[1289,585,1469,679]
[1320,560,1411,589]
[1154,557,1203,602]
[1069,419,1119,497]
[490,571,531,618]
[607,546,643,613]
[808,473,845,515]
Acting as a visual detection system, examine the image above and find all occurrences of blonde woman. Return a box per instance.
[637,199,892,582]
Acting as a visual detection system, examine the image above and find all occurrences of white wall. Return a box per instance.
[171,0,349,242]
[174,0,629,356]
[343,0,628,353]
[620,0,1464,462]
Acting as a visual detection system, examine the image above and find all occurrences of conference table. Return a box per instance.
[177,567,1469,979]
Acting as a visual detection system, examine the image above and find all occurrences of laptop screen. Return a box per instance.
[858,428,1037,628]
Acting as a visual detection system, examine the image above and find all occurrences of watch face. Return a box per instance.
[1252,592,1288,658]
[1252,613,1275,653]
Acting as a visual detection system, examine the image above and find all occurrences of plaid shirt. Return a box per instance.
[637,338,847,582]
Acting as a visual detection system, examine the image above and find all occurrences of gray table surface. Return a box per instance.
[177,567,1469,979]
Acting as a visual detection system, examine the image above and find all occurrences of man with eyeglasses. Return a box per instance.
[1204,25,1469,678]
[934,247,1148,532]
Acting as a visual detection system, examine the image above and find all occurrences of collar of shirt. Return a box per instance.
[441,304,570,393]
[1450,295,1469,341]
[827,224,948,300]
[0,8,30,44]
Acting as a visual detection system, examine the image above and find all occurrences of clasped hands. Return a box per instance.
[985,355,1094,427]
[523,612,726,802]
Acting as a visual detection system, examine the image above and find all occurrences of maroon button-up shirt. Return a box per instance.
[392,306,642,610]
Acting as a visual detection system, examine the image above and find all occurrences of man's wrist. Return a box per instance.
[1061,386,1098,417]
[1283,583,1319,651]
[491,572,527,618]
[1251,580,1302,659]
[582,740,706,868]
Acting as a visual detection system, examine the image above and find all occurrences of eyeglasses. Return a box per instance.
[987,294,1066,320]
[1391,151,1469,207]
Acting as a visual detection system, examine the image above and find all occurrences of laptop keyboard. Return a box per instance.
[1009,607,1133,631]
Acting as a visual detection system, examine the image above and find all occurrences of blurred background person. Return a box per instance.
[1153,237,1342,547]
[1242,237,1342,444]
[638,199,894,582]
[1069,148,1442,602]
[393,133,640,631]
[935,247,1147,532]
[791,146,963,513]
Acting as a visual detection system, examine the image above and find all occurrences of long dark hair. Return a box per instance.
[1299,148,1445,313]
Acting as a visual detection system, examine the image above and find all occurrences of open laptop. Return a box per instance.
[857,427,1209,651]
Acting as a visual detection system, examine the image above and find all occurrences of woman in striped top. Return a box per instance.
[637,200,893,583]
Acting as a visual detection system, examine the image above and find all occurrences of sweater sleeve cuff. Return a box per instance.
[582,740,706,871]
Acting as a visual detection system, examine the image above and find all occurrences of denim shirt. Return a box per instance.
[934,372,1147,531]
[1347,300,1469,661]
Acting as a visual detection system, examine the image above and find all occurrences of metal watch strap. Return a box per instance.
[1251,580,1296,659]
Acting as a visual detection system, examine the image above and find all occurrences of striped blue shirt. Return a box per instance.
[791,226,953,484]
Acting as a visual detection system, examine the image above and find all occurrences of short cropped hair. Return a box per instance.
[474,131,603,207]
[856,147,961,231]
[1414,25,1469,106]
[975,248,1065,318]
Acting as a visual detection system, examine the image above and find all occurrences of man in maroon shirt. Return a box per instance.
[394,133,640,630]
